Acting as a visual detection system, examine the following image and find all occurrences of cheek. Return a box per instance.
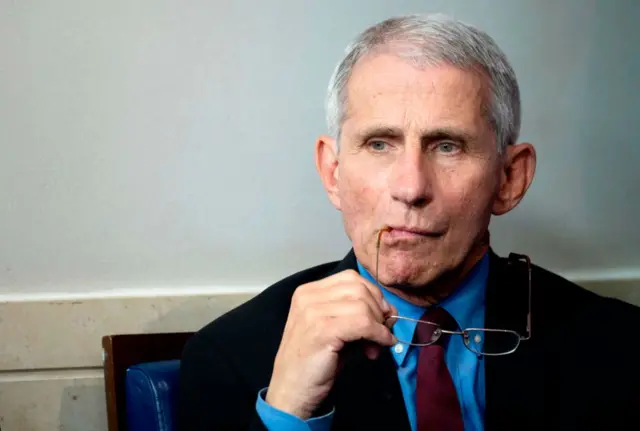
[338,170,384,238]
[340,176,373,219]
[441,169,497,228]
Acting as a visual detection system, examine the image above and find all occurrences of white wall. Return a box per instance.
[1,0,639,296]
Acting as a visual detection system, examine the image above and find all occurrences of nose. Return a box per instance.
[389,148,433,208]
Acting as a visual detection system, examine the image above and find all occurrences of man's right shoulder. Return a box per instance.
[185,258,344,354]
[177,258,352,429]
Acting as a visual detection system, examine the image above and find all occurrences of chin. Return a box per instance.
[378,258,441,288]
[374,242,468,288]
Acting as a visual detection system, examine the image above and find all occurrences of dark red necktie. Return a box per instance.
[414,307,464,431]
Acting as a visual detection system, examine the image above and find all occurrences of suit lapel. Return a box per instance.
[329,249,358,275]
[326,250,411,430]
[484,250,542,430]
[329,249,547,430]
[332,347,411,430]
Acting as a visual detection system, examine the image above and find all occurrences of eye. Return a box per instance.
[436,141,458,153]
[367,140,389,152]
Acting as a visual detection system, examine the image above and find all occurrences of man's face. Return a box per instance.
[329,53,503,288]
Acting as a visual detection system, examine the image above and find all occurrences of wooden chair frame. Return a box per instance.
[101,332,194,431]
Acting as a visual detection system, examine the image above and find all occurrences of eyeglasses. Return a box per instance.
[375,228,532,357]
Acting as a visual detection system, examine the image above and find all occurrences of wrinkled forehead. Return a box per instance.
[341,52,492,137]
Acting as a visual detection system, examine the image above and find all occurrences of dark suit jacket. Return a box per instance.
[177,249,640,430]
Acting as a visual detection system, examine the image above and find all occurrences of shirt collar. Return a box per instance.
[357,252,489,366]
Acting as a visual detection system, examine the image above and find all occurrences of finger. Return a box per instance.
[384,304,399,328]
[317,285,386,320]
[319,270,387,310]
[310,299,385,326]
[291,280,379,317]
[327,315,397,347]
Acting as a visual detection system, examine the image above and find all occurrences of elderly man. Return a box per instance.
[178,14,640,431]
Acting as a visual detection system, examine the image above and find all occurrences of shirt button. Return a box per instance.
[394,343,404,354]
[474,334,482,344]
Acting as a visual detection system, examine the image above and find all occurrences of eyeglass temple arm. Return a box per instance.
[509,252,532,341]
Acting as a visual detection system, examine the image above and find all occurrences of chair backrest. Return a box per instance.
[126,359,181,431]
[102,332,194,431]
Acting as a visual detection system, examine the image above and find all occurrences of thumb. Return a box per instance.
[384,304,399,328]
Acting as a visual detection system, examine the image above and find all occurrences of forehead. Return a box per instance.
[342,53,489,135]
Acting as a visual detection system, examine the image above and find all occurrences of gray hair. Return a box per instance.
[325,13,520,153]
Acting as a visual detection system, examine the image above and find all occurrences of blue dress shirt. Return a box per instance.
[256,253,489,431]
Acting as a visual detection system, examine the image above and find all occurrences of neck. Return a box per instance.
[385,232,490,307]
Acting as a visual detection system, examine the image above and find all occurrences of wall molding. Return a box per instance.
[1,270,639,303]
[0,278,637,430]
[0,285,265,303]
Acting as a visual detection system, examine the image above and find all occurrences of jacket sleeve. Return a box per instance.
[177,332,268,431]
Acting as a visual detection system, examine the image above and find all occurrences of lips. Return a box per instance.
[385,225,443,238]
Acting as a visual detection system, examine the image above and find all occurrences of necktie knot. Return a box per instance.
[413,307,459,346]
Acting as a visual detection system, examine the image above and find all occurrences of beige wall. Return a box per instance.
[0,293,254,431]
[3,0,640,298]
[0,280,638,430]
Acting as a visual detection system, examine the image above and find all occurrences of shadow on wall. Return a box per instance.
[497,1,640,273]
[59,380,108,431]
[578,4,640,270]
[490,202,599,272]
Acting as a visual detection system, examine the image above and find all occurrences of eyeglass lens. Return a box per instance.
[394,321,521,355]
[376,229,531,356]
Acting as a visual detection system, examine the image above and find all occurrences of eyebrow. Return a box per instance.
[355,125,475,145]
[421,127,475,145]
[355,126,404,142]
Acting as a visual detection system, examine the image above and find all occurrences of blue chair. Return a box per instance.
[102,332,193,431]
[125,360,181,431]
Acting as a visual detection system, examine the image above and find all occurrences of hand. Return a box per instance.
[265,269,397,419]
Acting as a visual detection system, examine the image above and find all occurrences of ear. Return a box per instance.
[492,142,536,215]
[315,135,341,210]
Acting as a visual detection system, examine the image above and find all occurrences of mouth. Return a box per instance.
[384,225,444,239]
[374,225,443,284]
